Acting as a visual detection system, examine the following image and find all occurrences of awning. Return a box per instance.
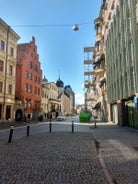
[92,102,101,109]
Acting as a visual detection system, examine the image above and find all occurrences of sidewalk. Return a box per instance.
[92,122,138,184]
[0,122,138,183]
[0,119,48,130]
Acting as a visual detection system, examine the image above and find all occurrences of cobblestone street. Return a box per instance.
[0,132,108,184]
[0,122,138,184]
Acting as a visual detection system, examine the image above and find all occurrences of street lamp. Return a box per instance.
[72,24,79,31]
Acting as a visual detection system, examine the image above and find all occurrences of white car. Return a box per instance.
[57,114,65,121]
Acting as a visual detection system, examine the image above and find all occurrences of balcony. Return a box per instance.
[84,47,94,52]
[93,67,105,74]
[84,71,93,76]
[84,59,94,64]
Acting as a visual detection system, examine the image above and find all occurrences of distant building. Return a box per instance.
[64,85,75,114]
[16,36,42,120]
[75,105,85,114]
[56,77,75,115]
[42,76,49,119]
[42,76,61,119]
[0,18,20,122]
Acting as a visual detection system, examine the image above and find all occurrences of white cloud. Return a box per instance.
[75,93,84,105]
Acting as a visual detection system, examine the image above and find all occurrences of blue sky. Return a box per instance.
[1,0,101,105]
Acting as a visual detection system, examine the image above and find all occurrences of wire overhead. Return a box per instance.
[11,22,92,28]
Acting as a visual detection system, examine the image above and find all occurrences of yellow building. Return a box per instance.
[42,77,61,119]
[42,76,49,119]
[0,18,20,122]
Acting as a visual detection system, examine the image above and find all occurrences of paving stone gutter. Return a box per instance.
[93,133,118,184]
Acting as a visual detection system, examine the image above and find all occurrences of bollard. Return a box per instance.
[94,120,97,128]
[72,120,74,133]
[8,125,14,143]
[26,122,30,136]
[49,119,52,133]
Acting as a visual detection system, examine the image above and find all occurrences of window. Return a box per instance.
[0,40,5,51]
[30,73,32,80]
[25,83,28,92]
[38,77,40,84]
[0,82,3,93]
[9,84,12,95]
[35,64,38,71]
[9,65,13,75]
[10,47,14,57]
[35,75,37,82]
[0,60,3,72]
[95,41,100,51]
[95,23,101,35]
[30,61,33,68]
[29,85,32,93]
[25,71,29,78]
[38,88,40,95]
[35,87,37,94]
[28,100,31,108]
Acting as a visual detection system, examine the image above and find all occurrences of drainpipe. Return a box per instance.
[3,26,10,121]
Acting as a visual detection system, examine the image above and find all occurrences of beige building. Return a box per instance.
[85,0,118,121]
[56,78,75,115]
[42,76,75,119]
[42,76,49,119]
[0,18,20,122]
[42,77,61,119]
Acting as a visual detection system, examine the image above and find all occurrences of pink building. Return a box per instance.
[16,37,42,120]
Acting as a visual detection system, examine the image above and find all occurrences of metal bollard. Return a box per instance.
[26,122,30,136]
[8,125,14,143]
[72,120,74,133]
[94,120,97,128]
[49,119,52,133]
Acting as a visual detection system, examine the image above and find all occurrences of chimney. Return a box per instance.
[32,36,35,43]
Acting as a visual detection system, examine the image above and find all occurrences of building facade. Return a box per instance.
[0,18,20,122]
[42,76,49,119]
[42,76,61,119]
[48,82,61,118]
[16,36,42,120]
[91,0,118,121]
[64,85,75,115]
[56,77,75,115]
[105,0,138,128]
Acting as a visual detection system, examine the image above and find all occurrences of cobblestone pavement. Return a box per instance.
[93,123,138,184]
[0,132,108,184]
[0,122,138,184]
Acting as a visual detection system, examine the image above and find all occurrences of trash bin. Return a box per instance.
[79,112,91,122]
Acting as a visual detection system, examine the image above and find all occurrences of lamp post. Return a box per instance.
[72,24,79,31]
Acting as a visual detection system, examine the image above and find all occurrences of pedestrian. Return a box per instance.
[23,115,27,123]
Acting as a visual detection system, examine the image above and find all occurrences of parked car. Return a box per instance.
[57,114,66,121]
